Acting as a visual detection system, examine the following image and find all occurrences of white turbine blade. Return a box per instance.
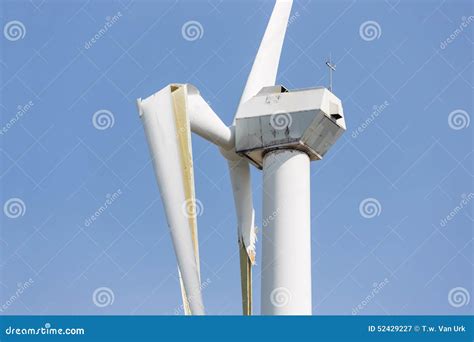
[186,84,233,150]
[236,0,293,118]
[239,234,252,315]
[229,158,256,316]
[137,84,204,315]
[178,267,191,315]
[220,148,257,315]
[227,157,256,264]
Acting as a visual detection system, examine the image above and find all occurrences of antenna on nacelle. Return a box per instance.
[325,54,336,92]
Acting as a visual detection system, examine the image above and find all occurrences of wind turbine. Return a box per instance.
[136,0,346,315]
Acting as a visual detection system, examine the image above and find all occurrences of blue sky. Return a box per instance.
[0,0,472,315]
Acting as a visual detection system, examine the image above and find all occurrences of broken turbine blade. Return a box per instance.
[137,84,204,315]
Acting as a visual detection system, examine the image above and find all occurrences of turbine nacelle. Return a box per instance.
[234,85,346,169]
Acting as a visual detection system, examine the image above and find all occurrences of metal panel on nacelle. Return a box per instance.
[235,86,346,169]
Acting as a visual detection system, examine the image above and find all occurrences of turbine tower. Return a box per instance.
[136,0,345,315]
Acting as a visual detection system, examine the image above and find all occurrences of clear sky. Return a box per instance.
[0,0,472,315]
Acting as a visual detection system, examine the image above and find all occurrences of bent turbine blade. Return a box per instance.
[226,155,256,315]
[137,84,204,315]
[226,157,257,265]
[220,149,256,315]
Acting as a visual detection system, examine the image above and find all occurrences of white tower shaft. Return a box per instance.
[261,149,312,315]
